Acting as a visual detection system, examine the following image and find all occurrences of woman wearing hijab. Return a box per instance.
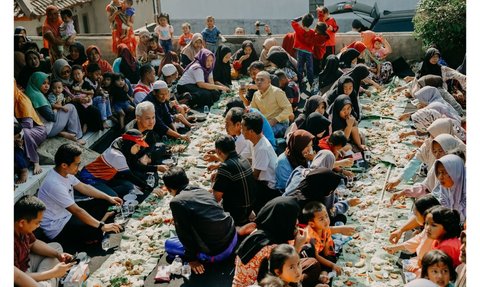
[416,75,465,117]
[305,112,331,152]
[259,38,278,67]
[14,80,48,176]
[78,129,155,197]
[17,50,51,89]
[136,30,152,63]
[232,40,259,77]
[25,72,84,144]
[42,5,65,64]
[266,49,299,81]
[317,55,343,95]
[386,117,465,191]
[329,95,365,152]
[325,75,361,120]
[267,46,298,69]
[391,134,466,204]
[14,34,27,79]
[213,45,232,87]
[416,47,466,92]
[180,33,204,68]
[177,48,230,107]
[82,45,113,74]
[290,95,326,134]
[106,1,137,57]
[234,197,313,287]
[66,42,88,67]
[275,130,315,191]
[351,19,368,33]
[432,154,466,222]
[414,86,460,121]
[112,43,140,84]
[338,48,360,70]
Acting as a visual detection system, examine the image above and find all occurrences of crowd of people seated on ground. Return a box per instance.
[14,4,466,287]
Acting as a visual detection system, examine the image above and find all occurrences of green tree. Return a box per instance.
[413,0,466,67]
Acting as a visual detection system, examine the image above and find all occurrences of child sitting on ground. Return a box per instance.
[14,195,74,285]
[421,250,456,287]
[257,244,303,287]
[178,22,194,50]
[383,194,441,276]
[47,79,68,113]
[301,201,342,285]
[424,206,462,268]
[147,34,164,69]
[155,12,174,53]
[58,8,76,55]
[110,73,135,130]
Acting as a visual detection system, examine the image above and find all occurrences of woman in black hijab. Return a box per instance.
[325,75,361,120]
[305,112,331,151]
[232,40,259,76]
[318,55,343,94]
[67,42,88,67]
[339,48,360,70]
[416,47,442,79]
[17,50,51,89]
[213,45,232,86]
[330,95,366,151]
[293,95,326,131]
[234,197,301,286]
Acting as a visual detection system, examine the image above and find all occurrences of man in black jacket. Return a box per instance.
[163,167,237,275]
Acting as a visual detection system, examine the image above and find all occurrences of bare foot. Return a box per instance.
[76,138,86,145]
[237,222,257,237]
[59,131,76,141]
[33,163,42,175]
[103,121,111,129]
[15,169,28,184]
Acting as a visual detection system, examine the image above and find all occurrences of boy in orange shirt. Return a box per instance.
[302,201,342,284]
[178,22,194,50]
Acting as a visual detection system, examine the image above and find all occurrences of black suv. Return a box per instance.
[327,1,416,32]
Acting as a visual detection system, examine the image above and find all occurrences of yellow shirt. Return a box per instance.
[250,85,293,123]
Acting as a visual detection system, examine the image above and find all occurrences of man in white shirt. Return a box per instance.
[241,112,279,213]
[225,107,253,161]
[38,143,122,250]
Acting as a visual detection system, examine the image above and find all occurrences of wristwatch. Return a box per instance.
[97,221,105,230]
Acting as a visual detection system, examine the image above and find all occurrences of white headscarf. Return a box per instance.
[411,108,442,133]
[432,154,466,222]
[404,279,439,287]
[311,150,335,169]
[415,86,460,122]
[427,118,466,142]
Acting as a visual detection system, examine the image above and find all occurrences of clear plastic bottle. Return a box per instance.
[203,105,210,115]
[181,262,191,279]
[171,255,183,275]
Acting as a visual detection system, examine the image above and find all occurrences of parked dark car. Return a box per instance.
[327,1,416,32]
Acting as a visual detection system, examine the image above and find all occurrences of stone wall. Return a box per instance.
[28,32,424,64]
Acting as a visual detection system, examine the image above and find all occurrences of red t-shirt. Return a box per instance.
[14,232,36,272]
[432,238,461,268]
[291,21,316,53]
[318,136,333,151]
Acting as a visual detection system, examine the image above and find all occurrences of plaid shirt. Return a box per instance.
[213,152,257,226]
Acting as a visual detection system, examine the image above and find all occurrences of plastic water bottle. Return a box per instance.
[181,262,191,279]
[101,235,110,252]
[171,255,183,275]
[146,172,155,188]
[334,221,345,226]
[203,105,210,115]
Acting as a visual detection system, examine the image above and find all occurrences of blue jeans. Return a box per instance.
[93,96,112,121]
[205,42,218,54]
[297,50,314,86]
[271,122,288,138]
[160,39,173,53]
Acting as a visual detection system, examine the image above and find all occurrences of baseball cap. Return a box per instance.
[152,80,168,90]
[161,64,177,77]
[122,129,149,147]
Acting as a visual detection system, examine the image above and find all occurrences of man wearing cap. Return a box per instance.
[133,64,156,105]
[250,71,293,137]
[142,80,190,142]
[38,143,122,250]
[161,64,179,86]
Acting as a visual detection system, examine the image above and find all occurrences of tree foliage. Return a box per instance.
[413,0,466,66]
